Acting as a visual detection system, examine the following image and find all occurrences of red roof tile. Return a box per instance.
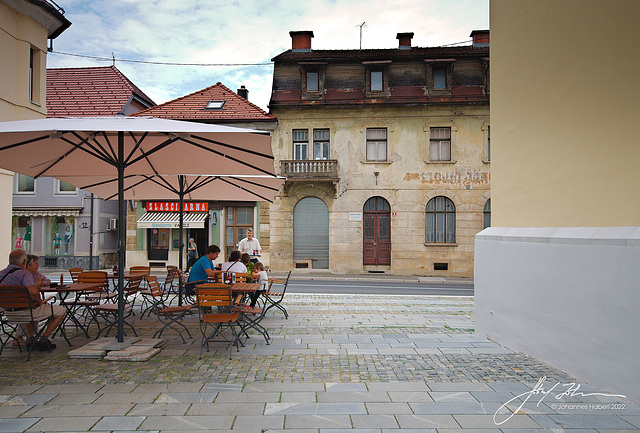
[132,82,275,122]
[46,66,155,117]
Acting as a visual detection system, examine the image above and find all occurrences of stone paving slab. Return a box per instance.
[0,293,638,432]
[187,402,264,416]
[21,403,132,417]
[25,416,101,432]
[91,415,145,431]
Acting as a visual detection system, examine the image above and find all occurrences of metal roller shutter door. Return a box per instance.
[293,197,329,269]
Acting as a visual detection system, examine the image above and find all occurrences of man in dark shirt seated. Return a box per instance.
[185,245,220,296]
[0,248,66,351]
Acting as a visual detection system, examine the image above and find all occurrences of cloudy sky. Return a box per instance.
[47,0,489,111]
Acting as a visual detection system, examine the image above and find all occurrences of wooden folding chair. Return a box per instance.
[58,271,108,337]
[92,275,143,338]
[195,283,242,359]
[68,267,83,283]
[220,271,247,285]
[263,270,292,319]
[129,266,151,290]
[80,271,115,302]
[141,276,195,343]
[0,285,58,359]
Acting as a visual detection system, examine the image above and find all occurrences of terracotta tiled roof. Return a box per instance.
[132,82,275,122]
[46,66,156,117]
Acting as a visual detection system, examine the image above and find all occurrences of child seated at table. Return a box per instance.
[249,262,268,308]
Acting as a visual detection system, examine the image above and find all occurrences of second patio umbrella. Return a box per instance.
[59,173,285,304]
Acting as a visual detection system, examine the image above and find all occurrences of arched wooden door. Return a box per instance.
[363,197,391,266]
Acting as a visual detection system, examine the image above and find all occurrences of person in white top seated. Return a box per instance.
[220,250,247,283]
[238,229,261,263]
[249,262,268,308]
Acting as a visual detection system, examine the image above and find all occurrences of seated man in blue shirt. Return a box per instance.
[185,244,220,296]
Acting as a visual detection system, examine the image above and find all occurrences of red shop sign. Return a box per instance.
[145,202,209,212]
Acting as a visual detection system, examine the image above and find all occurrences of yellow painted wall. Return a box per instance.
[491,0,640,227]
[1,1,50,262]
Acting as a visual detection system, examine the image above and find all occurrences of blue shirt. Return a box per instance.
[187,256,213,283]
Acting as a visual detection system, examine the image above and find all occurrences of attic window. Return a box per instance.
[205,101,225,109]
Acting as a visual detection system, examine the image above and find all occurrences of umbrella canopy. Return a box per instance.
[0,116,276,341]
[58,174,284,202]
[0,116,274,178]
[58,173,285,305]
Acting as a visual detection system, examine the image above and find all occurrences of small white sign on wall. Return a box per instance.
[348,212,363,222]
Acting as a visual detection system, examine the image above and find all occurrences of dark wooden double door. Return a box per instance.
[363,197,391,266]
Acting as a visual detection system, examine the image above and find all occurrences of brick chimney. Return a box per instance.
[470,30,490,47]
[237,85,249,100]
[290,31,314,52]
[396,32,414,50]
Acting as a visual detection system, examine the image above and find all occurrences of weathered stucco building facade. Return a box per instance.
[0,0,70,262]
[269,31,490,277]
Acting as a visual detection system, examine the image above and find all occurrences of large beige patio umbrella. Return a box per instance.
[0,116,275,341]
[58,173,285,304]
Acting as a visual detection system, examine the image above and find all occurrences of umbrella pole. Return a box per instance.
[178,175,184,306]
[117,131,125,342]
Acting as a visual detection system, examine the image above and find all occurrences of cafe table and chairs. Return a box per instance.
[106,271,137,292]
[91,275,144,338]
[229,281,271,344]
[39,281,104,342]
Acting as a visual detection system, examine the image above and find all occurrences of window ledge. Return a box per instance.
[362,160,392,165]
[424,242,458,247]
[424,159,457,164]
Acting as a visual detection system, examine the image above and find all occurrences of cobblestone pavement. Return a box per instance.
[0,293,638,432]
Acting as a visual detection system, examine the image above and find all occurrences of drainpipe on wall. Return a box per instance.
[89,193,94,270]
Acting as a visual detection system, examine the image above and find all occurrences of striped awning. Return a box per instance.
[12,208,81,217]
[137,212,208,229]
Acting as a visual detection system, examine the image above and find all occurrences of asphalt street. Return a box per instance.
[286,278,474,296]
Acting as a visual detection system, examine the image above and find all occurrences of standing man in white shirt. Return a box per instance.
[238,229,261,263]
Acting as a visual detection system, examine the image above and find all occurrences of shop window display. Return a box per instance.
[46,216,75,256]
[12,217,32,253]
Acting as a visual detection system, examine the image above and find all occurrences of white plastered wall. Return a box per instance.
[475,227,640,403]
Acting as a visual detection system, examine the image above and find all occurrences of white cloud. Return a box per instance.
[48,0,488,110]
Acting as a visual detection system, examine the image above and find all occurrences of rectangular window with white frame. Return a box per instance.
[429,127,451,161]
[15,174,35,194]
[56,179,78,195]
[313,129,330,160]
[366,128,387,162]
[293,129,308,160]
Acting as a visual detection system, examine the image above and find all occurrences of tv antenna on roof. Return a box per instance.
[356,22,367,49]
